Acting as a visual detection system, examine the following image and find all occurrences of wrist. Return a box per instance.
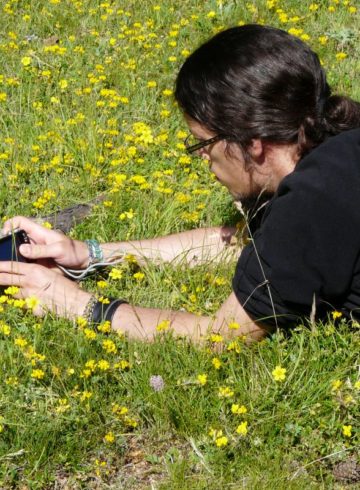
[76,240,93,269]
[73,289,93,319]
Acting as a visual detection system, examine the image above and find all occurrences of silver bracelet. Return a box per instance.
[85,239,104,266]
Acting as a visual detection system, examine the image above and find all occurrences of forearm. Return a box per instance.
[111,303,212,342]
[100,226,240,266]
[110,293,266,343]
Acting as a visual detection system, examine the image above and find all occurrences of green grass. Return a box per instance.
[0,0,359,488]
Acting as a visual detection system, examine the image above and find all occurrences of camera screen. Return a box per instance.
[0,233,26,262]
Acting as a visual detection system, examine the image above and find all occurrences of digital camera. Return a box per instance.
[0,229,30,262]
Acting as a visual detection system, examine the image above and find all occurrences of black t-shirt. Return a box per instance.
[232,128,360,328]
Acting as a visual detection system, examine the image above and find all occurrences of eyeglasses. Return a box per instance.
[184,133,225,154]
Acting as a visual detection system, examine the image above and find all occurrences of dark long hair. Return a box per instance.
[175,24,360,158]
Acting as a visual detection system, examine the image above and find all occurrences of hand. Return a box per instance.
[0,261,91,318]
[2,216,89,269]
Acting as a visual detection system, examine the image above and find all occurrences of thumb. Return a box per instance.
[19,242,63,260]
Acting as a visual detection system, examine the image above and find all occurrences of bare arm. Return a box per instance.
[110,292,269,343]
[101,226,241,267]
[3,217,241,269]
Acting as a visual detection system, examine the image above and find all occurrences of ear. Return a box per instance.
[247,139,264,159]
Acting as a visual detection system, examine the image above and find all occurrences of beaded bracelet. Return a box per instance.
[83,295,128,326]
[83,295,98,323]
[85,239,104,266]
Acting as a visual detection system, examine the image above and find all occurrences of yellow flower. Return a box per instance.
[0,92,7,102]
[156,320,170,332]
[97,359,110,371]
[218,386,234,398]
[231,404,247,414]
[236,421,248,436]
[331,310,343,319]
[31,369,45,379]
[76,316,88,328]
[97,321,111,333]
[102,339,117,354]
[335,53,347,61]
[21,56,32,66]
[133,272,145,281]
[331,379,342,391]
[0,322,11,335]
[272,365,287,382]
[309,3,319,11]
[25,295,39,310]
[210,333,223,343]
[14,337,28,348]
[4,286,19,296]
[109,268,123,280]
[215,436,228,447]
[80,390,92,402]
[228,321,240,330]
[114,360,130,370]
[354,380,360,390]
[58,79,68,90]
[104,431,115,443]
[84,328,97,340]
[342,425,352,437]
[97,280,108,289]
[212,357,222,370]
[197,374,208,386]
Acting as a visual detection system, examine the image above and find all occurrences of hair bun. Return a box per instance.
[323,95,360,135]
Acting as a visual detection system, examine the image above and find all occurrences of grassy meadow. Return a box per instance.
[0,0,359,488]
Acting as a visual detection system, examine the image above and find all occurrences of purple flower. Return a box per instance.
[149,375,165,392]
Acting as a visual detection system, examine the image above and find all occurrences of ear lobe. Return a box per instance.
[248,139,264,158]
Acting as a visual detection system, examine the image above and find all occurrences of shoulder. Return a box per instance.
[279,128,360,197]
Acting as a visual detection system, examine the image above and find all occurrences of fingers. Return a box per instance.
[0,272,24,287]
[2,216,36,235]
[19,241,66,261]
[0,260,27,275]
[2,216,61,245]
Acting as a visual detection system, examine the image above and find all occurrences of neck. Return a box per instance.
[264,143,300,192]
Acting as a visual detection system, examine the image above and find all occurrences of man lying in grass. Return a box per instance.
[1,24,360,342]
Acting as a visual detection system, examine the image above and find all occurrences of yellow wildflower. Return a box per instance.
[97,359,110,371]
[109,268,123,280]
[210,333,223,343]
[236,421,248,436]
[212,357,222,370]
[215,436,228,447]
[197,374,208,386]
[21,56,32,66]
[156,320,170,332]
[218,386,234,398]
[272,365,286,382]
[25,296,39,310]
[231,404,247,414]
[104,431,115,443]
[4,286,19,296]
[31,369,45,379]
[102,339,117,354]
[331,379,342,391]
[335,53,347,61]
[342,425,352,437]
